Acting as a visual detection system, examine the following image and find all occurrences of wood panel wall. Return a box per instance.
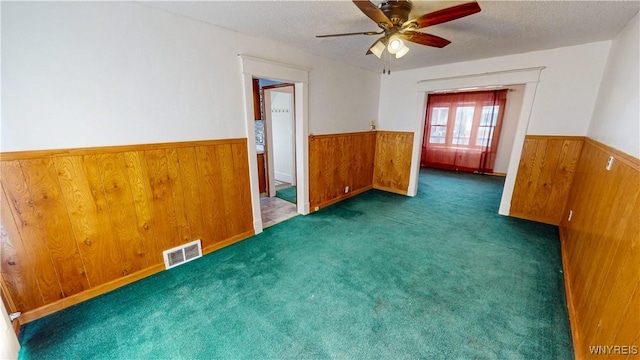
[373,131,414,195]
[509,135,584,225]
[308,132,376,210]
[0,139,254,323]
[308,131,414,210]
[560,138,640,359]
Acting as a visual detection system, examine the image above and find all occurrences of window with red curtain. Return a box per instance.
[421,90,507,174]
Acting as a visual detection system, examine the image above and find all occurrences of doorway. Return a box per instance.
[253,79,298,228]
[410,67,544,216]
[264,84,297,202]
[420,89,509,175]
[239,54,311,234]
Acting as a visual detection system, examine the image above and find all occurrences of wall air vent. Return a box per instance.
[162,239,203,270]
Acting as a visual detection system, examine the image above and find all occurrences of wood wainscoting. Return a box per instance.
[0,139,254,324]
[308,131,415,210]
[509,135,584,225]
[373,131,414,195]
[308,132,376,210]
[560,138,640,359]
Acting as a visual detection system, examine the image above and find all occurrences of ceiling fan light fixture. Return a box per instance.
[319,1,482,62]
[395,44,410,58]
[387,36,403,54]
[370,40,386,59]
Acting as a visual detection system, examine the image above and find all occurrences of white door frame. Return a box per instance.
[0,300,19,359]
[412,67,545,216]
[239,55,310,234]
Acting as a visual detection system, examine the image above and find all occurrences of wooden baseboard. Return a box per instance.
[372,184,408,195]
[509,212,559,226]
[202,230,255,255]
[311,184,409,213]
[559,226,583,360]
[19,264,164,324]
[312,185,372,211]
[19,230,255,324]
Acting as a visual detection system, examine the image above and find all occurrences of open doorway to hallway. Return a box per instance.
[252,78,298,227]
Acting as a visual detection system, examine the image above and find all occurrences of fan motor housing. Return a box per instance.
[379,0,413,26]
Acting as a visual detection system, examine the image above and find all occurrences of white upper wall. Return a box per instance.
[1,2,380,152]
[377,41,611,136]
[588,12,640,158]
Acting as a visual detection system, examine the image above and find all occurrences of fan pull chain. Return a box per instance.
[381,51,391,75]
[386,52,389,75]
[387,51,391,75]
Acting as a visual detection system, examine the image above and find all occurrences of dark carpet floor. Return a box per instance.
[18,168,573,359]
[276,186,296,204]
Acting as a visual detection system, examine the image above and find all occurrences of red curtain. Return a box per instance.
[421,90,507,174]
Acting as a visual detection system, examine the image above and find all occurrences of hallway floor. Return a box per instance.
[260,196,297,228]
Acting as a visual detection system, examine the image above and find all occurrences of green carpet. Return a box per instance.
[18,168,573,359]
[276,186,296,204]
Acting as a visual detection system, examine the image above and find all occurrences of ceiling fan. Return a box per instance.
[317,0,481,59]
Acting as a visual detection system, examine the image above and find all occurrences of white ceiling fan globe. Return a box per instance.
[387,36,403,54]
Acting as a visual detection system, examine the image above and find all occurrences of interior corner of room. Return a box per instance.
[1,1,639,359]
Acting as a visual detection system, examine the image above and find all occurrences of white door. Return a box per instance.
[264,86,296,196]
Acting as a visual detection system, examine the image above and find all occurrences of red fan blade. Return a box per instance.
[401,31,451,48]
[404,2,481,29]
[353,0,393,30]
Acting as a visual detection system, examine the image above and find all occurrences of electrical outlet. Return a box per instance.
[606,156,614,171]
[344,186,349,193]
[568,210,573,222]
[314,206,319,211]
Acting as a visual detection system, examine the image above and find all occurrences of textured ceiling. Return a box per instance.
[145,1,640,73]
